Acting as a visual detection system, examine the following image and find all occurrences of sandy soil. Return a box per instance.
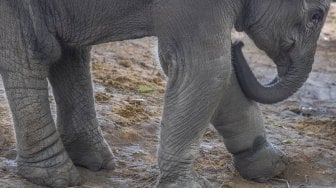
[1,4,336,188]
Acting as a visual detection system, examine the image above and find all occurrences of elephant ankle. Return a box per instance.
[58,118,102,145]
[232,136,288,181]
[16,143,81,187]
[156,150,213,188]
[158,151,196,181]
[63,135,115,171]
[156,172,214,188]
[18,156,81,187]
[61,124,105,146]
[17,138,69,168]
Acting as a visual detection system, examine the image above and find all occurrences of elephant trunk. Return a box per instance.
[232,41,313,104]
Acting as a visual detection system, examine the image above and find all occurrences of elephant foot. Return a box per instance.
[17,151,81,188]
[233,136,288,182]
[156,172,214,188]
[63,132,115,171]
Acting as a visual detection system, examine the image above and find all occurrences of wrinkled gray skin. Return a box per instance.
[233,1,330,104]
[0,0,329,188]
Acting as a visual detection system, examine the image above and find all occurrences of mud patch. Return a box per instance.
[91,39,165,98]
[294,119,336,142]
[0,106,15,154]
[114,99,153,124]
[95,92,112,103]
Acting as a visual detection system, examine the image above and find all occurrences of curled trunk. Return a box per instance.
[232,41,313,104]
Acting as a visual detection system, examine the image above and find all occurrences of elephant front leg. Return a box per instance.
[211,72,288,181]
[48,47,115,171]
[156,42,231,188]
[2,72,80,187]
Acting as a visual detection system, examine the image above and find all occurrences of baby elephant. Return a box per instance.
[0,0,330,187]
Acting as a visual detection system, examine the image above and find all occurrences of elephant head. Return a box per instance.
[234,0,330,104]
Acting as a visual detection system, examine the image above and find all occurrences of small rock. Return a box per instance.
[280,110,299,118]
[300,106,316,116]
[118,59,132,68]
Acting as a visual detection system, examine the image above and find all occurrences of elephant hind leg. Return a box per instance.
[3,71,80,187]
[48,46,115,171]
[211,73,288,181]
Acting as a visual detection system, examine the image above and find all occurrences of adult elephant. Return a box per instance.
[0,0,330,187]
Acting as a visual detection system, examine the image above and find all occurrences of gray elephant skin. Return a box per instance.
[0,0,330,188]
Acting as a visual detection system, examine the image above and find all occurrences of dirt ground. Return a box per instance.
[1,5,336,188]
